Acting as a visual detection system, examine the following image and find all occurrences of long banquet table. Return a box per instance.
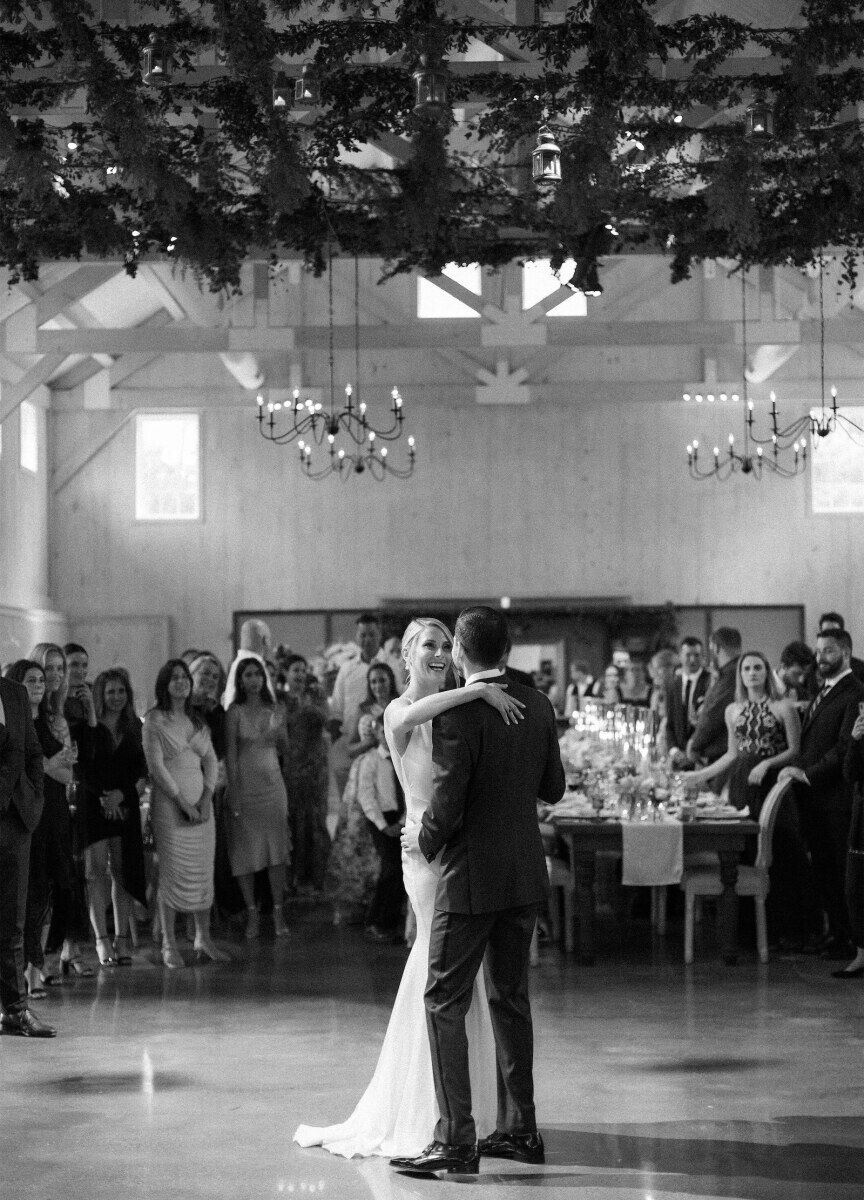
[549,815,759,965]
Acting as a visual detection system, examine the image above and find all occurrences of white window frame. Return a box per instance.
[134,411,202,522]
[810,407,864,515]
[19,401,38,473]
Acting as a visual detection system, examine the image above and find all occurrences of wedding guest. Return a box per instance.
[685,627,741,777]
[75,669,148,967]
[818,612,864,683]
[4,662,77,996]
[283,708,330,896]
[356,718,406,942]
[347,663,399,762]
[325,754,379,926]
[30,642,92,975]
[683,651,800,809]
[591,664,624,706]
[63,643,92,726]
[225,658,291,939]
[0,669,52,1036]
[666,637,710,761]
[563,660,594,717]
[646,648,679,752]
[777,641,818,711]
[281,654,329,726]
[837,709,864,978]
[143,660,225,968]
[188,652,239,919]
[778,628,864,960]
[328,614,385,793]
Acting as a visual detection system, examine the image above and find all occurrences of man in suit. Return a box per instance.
[0,673,54,1037]
[666,636,711,758]
[684,627,742,777]
[779,628,864,959]
[393,607,565,1177]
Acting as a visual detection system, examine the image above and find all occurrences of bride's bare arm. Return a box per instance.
[384,684,524,756]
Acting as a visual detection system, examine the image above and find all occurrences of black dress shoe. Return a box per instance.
[478,1130,545,1164]
[0,1008,57,1038]
[390,1141,479,1175]
[831,964,864,979]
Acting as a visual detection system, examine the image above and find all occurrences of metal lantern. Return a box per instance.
[412,55,449,120]
[294,64,320,107]
[272,75,291,109]
[140,33,173,86]
[745,102,774,138]
[532,126,561,185]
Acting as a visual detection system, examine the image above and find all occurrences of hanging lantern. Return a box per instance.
[412,55,449,121]
[140,33,173,85]
[532,126,561,185]
[294,64,320,107]
[272,75,292,109]
[745,102,774,138]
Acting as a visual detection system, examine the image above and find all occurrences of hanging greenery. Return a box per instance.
[2,1,864,291]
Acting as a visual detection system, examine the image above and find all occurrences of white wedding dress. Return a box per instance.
[293,721,497,1158]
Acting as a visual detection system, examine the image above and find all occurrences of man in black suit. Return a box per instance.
[393,607,565,1177]
[666,636,711,759]
[684,627,741,780]
[0,673,54,1037]
[779,628,864,959]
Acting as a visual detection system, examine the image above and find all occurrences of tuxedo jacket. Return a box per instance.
[689,659,738,765]
[665,669,711,752]
[419,677,565,914]
[796,672,864,807]
[0,676,45,831]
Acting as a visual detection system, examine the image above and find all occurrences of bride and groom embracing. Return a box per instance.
[295,605,566,1176]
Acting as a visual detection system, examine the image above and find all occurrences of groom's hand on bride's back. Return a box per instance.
[401,823,421,853]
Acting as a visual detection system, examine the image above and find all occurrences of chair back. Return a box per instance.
[753,778,792,872]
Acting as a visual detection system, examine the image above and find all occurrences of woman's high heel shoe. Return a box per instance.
[96,937,117,967]
[162,945,184,969]
[113,935,133,966]
[193,939,230,964]
[25,964,48,1000]
[60,950,95,978]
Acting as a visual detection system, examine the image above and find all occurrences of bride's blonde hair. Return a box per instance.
[401,617,454,682]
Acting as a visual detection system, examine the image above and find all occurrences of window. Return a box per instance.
[20,401,38,473]
[135,413,201,521]
[522,259,587,316]
[417,262,482,318]
[810,409,864,513]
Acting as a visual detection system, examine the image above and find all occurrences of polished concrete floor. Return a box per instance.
[2,906,862,1200]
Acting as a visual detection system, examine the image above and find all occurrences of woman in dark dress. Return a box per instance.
[3,661,81,994]
[838,709,864,978]
[72,669,148,966]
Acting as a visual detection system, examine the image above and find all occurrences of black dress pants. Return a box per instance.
[796,787,854,942]
[0,805,32,1015]
[366,816,405,931]
[425,903,539,1146]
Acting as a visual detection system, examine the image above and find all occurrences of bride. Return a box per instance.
[293,616,524,1159]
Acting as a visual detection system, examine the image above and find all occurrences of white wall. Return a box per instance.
[48,392,861,691]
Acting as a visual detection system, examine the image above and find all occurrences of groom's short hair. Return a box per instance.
[455,606,510,670]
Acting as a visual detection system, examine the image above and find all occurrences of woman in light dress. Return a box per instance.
[224,657,291,940]
[143,659,225,968]
[294,617,524,1160]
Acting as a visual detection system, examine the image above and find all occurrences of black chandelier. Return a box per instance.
[686,271,807,480]
[256,250,416,480]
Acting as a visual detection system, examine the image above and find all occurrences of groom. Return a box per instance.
[393,606,565,1176]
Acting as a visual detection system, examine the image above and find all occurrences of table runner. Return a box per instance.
[621,818,683,886]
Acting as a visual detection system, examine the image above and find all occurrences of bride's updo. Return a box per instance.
[401,617,454,684]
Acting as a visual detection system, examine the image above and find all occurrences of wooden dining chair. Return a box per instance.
[679,777,792,964]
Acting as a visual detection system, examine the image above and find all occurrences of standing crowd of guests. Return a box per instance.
[0,614,410,1038]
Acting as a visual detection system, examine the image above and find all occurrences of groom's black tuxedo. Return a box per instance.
[418,674,565,1147]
